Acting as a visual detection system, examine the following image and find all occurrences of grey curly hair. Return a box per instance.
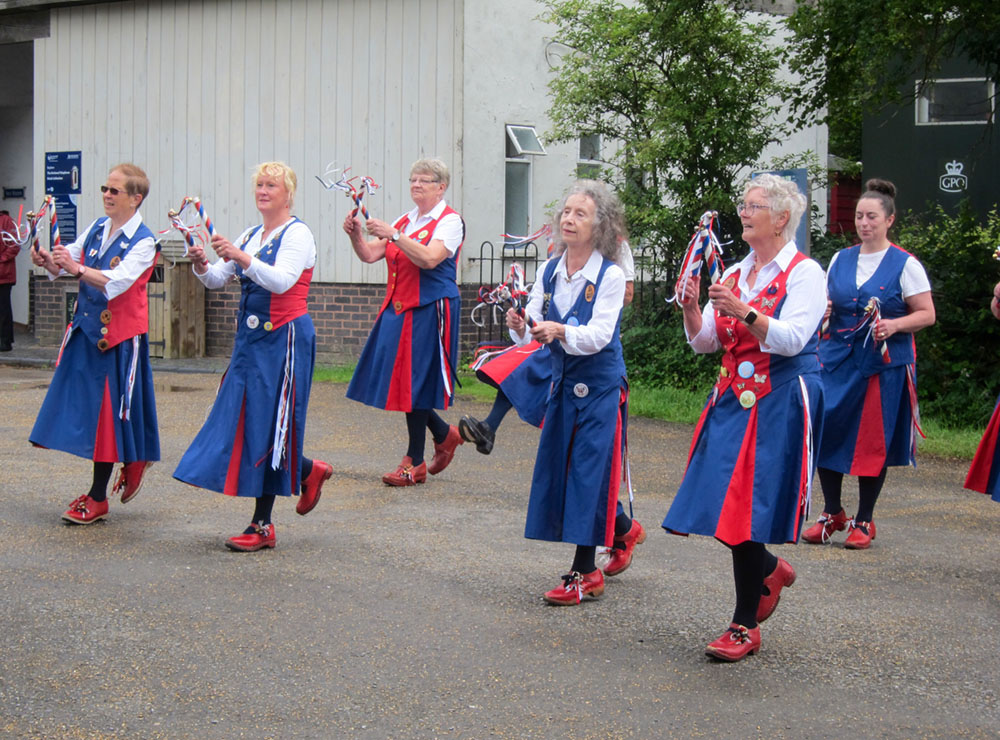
[549,179,624,261]
[742,173,807,243]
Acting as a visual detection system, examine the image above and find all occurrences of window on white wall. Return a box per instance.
[578,133,601,178]
[506,124,546,156]
[915,78,995,124]
[504,124,546,238]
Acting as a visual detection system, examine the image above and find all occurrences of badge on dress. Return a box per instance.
[88,248,98,257]
[573,383,589,398]
[97,338,109,351]
[739,390,757,409]
[417,229,430,241]
[263,321,273,331]
[566,316,580,327]
[100,310,112,325]
[109,256,121,268]
[585,285,595,302]
[767,284,778,295]
[723,275,737,290]
[100,327,108,335]
[737,361,754,379]
[247,315,260,329]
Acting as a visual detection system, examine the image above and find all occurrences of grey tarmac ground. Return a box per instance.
[1,352,998,740]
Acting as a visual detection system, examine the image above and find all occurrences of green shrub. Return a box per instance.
[896,203,1000,427]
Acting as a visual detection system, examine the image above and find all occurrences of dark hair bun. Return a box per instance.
[865,178,897,199]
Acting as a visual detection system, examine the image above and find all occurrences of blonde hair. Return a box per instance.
[252,161,297,208]
[410,158,450,188]
[110,163,149,204]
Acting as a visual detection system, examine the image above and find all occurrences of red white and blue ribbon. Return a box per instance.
[120,335,140,420]
[840,296,890,364]
[666,210,725,303]
[161,197,216,257]
[21,196,60,252]
[502,223,552,250]
[317,163,380,221]
[271,322,296,470]
[470,262,534,328]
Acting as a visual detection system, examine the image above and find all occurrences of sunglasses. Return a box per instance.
[100,185,128,196]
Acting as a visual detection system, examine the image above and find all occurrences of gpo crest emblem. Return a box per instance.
[939,160,968,193]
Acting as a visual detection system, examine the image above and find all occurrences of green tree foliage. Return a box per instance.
[786,0,1000,131]
[541,0,790,247]
[541,0,793,390]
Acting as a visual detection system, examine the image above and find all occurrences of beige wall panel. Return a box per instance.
[34,0,463,284]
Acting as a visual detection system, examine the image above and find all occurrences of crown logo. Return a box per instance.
[945,160,964,175]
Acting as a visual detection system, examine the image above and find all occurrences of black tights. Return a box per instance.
[88,462,114,502]
[405,410,450,464]
[728,541,779,629]
[817,466,888,522]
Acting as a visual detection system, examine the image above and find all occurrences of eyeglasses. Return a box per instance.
[409,177,440,185]
[735,201,771,214]
[100,185,127,196]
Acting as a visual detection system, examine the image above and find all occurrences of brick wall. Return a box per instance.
[32,275,510,365]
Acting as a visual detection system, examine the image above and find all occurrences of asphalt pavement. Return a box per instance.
[0,346,998,739]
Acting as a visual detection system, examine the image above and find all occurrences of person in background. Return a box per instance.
[962,283,1000,501]
[0,209,19,352]
[343,158,465,487]
[804,179,935,549]
[29,164,160,523]
[664,174,825,661]
[173,162,333,551]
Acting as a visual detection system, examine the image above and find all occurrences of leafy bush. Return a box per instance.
[896,203,1000,427]
[622,280,719,393]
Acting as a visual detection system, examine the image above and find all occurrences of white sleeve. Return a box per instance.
[562,265,626,355]
[617,241,636,281]
[429,212,464,256]
[243,222,317,294]
[102,235,158,300]
[760,258,828,356]
[900,256,931,297]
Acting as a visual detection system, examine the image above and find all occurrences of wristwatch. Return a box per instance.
[76,264,87,279]
[390,229,402,242]
[743,308,758,325]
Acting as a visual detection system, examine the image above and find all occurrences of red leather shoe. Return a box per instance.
[382,457,428,486]
[427,425,464,475]
[543,569,605,605]
[801,508,848,544]
[705,623,761,662]
[297,460,333,515]
[112,461,153,504]
[225,523,276,552]
[62,495,109,525]
[844,519,876,549]
[604,519,647,576]
[757,557,796,623]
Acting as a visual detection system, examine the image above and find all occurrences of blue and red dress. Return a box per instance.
[347,202,464,412]
[817,245,922,476]
[524,255,628,547]
[965,398,1000,502]
[173,219,316,498]
[30,215,160,464]
[663,250,825,545]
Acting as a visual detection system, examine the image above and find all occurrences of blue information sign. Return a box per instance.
[45,151,81,243]
[752,168,810,253]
